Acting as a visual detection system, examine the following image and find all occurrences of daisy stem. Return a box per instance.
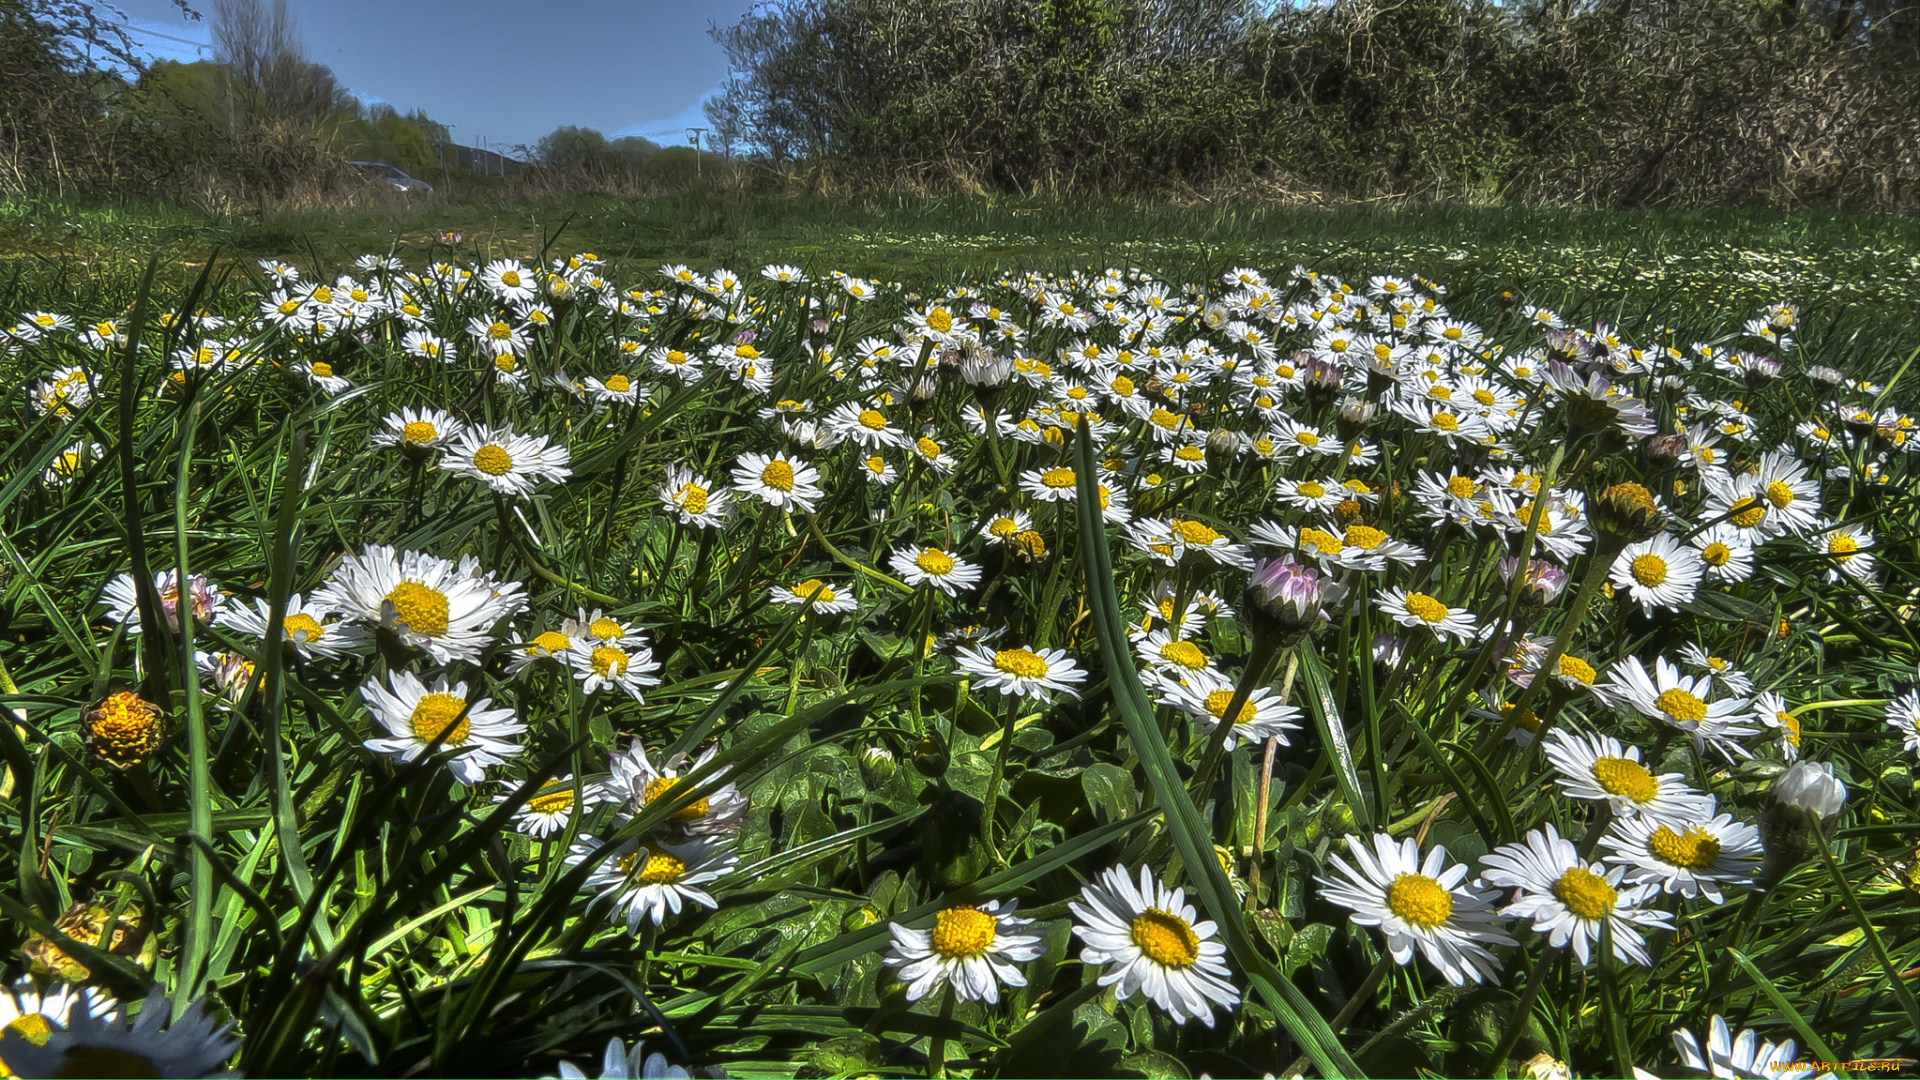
[1814,827,1920,1033]
[806,514,915,595]
[983,694,1019,864]
[928,990,955,1079]
[1245,731,1283,913]
[784,616,816,717]
[1598,923,1637,1079]
[1481,949,1553,1074]
[1278,952,1391,1078]
[1188,639,1286,803]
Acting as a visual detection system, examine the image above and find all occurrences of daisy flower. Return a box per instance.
[100,569,224,635]
[1678,643,1754,695]
[1885,690,1920,756]
[979,509,1035,547]
[1315,833,1514,986]
[1601,808,1761,903]
[467,314,530,357]
[0,975,114,1046]
[889,546,983,596]
[1541,728,1714,822]
[215,592,368,660]
[1689,524,1755,584]
[857,453,898,486]
[314,545,527,665]
[1610,533,1704,614]
[1159,667,1302,750]
[443,426,573,496]
[1272,476,1350,513]
[0,988,236,1080]
[1133,628,1215,684]
[1672,1015,1813,1080]
[884,900,1045,1004]
[1815,523,1876,583]
[372,406,466,454]
[295,358,350,395]
[1750,691,1803,759]
[1020,464,1082,502]
[1375,587,1478,644]
[597,741,748,838]
[569,834,738,931]
[770,578,858,616]
[825,401,904,449]
[567,637,662,701]
[954,644,1086,700]
[43,440,102,487]
[550,1038,692,1080]
[495,775,596,839]
[505,627,575,675]
[361,671,525,785]
[732,452,824,513]
[562,607,649,649]
[481,258,538,303]
[1069,864,1240,1027]
[657,465,734,529]
[1601,656,1758,759]
[1478,825,1673,966]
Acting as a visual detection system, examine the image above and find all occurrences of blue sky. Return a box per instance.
[105,0,747,153]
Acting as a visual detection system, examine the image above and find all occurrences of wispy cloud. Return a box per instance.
[614,77,731,146]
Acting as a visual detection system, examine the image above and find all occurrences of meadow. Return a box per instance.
[0,194,1914,1079]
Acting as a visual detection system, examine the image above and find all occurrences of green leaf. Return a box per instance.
[1072,419,1363,1079]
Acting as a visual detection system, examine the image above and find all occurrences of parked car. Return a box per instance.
[350,161,434,193]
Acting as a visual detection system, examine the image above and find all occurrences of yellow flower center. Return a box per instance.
[735,344,760,360]
[5,1012,55,1047]
[1159,640,1208,670]
[916,549,956,576]
[1345,525,1387,549]
[1656,688,1708,724]
[1428,385,1452,401]
[1630,554,1669,586]
[1040,467,1076,489]
[1777,711,1801,746]
[1473,389,1496,406]
[494,355,518,373]
[1203,690,1259,725]
[1729,498,1766,529]
[858,408,888,431]
[311,288,332,304]
[929,906,997,958]
[526,786,576,815]
[408,693,471,745]
[1701,542,1732,567]
[1300,527,1344,555]
[1432,412,1461,431]
[989,516,1019,538]
[1558,655,1596,684]
[310,361,334,378]
[619,845,687,884]
[1828,535,1858,560]
[1500,702,1542,732]
[283,612,325,643]
[1298,481,1327,498]
[917,437,942,459]
[1552,867,1617,919]
[993,648,1048,678]
[1386,873,1454,928]
[1648,825,1722,869]
[642,776,711,821]
[1112,375,1135,395]
[385,581,450,635]
[590,645,630,677]
[403,420,439,443]
[529,630,571,654]
[1447,476,1476,499]
[865,456,886,475]
[1764,480,1796,508]
[605,374,631,393]
[788,579,836,605]
[1129,908,1201,968]
[488,320,513,340]
[1404,593,1450,623]
[500,270,521,287]
[1295,430,1320,446]
[761,460,796,492]
[1592,756,1659,803]
[677,483,710,515]
[473,444,514,476]
[1173,520,1221,545]
[87,691,163,762]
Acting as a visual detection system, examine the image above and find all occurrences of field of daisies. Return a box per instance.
[0,243,1914,1080]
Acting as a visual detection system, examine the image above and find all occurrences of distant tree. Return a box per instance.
[211,0,356,123]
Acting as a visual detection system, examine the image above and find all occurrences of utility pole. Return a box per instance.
[688,127,707,179]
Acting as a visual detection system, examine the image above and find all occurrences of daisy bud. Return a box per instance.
[1807,364,1846,388]
[1497,289,1519,311]
[1204,428,1246,473]
[1758,760,1847,887]
[861,745,898,781]
[1499,557,1571,609]
[1544,329,1590,366]
[83,691,166,770]
[1298,358,1343,411]
[1336,396,1378,442]
[911,729,949,779]
[1591,482,1664,544]
[1244,557,1347,642]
